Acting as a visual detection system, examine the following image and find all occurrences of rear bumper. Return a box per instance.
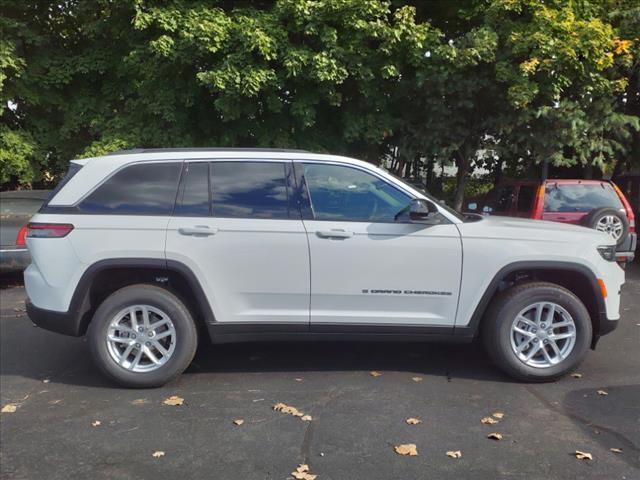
[26,299,84,336]
[0,248,30,273]
[616,232,637,262]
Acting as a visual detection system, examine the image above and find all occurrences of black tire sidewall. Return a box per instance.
[88,285,198,388]
[583,207,629,245]
[486,284,592,381]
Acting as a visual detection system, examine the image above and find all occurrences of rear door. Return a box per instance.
[297,161,462,331]
[165,160,310,328]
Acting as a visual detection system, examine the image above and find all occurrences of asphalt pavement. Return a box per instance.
[1,267,639,479]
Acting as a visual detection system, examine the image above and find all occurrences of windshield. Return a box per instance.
[388,173,466,221]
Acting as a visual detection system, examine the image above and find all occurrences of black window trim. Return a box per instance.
[174,161,212,217]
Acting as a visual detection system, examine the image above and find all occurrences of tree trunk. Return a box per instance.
[453,151,470,212]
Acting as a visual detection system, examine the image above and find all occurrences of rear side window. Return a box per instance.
[175,162,210,216]
[79,162,182,215]
[487,186,515,213]
[40,162,83,210]
[516,185,536,212]
[211,162,290,219]
[543,183,622,213]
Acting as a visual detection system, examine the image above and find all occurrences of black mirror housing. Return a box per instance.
[409,199,438,222]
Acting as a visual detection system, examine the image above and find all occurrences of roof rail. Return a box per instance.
[106,147,309,155]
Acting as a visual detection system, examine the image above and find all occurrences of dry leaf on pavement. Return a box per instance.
[91,420,101,427]
[411,376,423,382]
[575,450,592,460]
[291,464,317,480]
[152,451,165,458]
[273,402,304,417]
[597,390,608,396]
[487,433,503,440]
[446,450,462,459]
[492,412,504,419]
[571,373,583,378]
[481,416,498,425]
[301,415,313,421]
[394,444,418,456]
[370,371,382,377]
[1,404,17,413]
[163,395,184,406]
[233,419,244,426]
[610,448,623,453]
[406,418,422,425]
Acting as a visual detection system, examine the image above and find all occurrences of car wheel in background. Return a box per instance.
[582,207,629,245]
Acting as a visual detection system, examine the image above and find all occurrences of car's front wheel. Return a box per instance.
[88,284,198,388]
[482,282,592,382]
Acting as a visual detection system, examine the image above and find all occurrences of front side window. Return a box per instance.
[302,163,411,222]
[544,183,623,213]
[211,162,290,219]
[79,162,182,215]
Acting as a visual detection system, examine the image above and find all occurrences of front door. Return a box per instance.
[296,162,462,331]
[165,160,310,328]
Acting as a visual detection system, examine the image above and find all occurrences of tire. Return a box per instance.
[482,282,592,382]
[88,284,198,388]
[582,207,629,245]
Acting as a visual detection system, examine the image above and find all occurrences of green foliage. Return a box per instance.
[0,0,638,196]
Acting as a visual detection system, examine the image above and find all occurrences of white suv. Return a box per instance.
[24,148,625,387]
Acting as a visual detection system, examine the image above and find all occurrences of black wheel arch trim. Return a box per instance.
[455,260,609,340]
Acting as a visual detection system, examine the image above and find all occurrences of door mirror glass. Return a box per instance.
[409,199,438,223]
[467,202,477,211]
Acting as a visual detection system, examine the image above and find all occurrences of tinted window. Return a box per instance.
[486,186,515,213]
[211,162,290,219]
[544,183,622,213]
[517,185,536,212]
[302,163,411,222]
[79,162,182,215]
[175,162,210,216]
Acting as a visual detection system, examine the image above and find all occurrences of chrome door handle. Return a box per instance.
[178,226,218,236]
[316,229,354,239]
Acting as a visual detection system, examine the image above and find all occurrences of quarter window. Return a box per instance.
[79,162,182,215]
[211,162,290,219]
[516,185,536,212]
[302,163,411,222]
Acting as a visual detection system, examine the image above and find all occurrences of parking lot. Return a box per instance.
[1,267,638,480]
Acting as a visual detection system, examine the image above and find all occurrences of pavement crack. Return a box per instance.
[300,387,342,464]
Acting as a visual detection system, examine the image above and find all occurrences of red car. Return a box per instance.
[468,179,637,262]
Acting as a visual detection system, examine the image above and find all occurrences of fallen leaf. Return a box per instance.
[406,418,422,425]
[91,420,101,427]
[233,419,244,426]
[481,416,499,425]
[597,390,608,396]
[1,404,17,413]
[301,415,313,421]
[370,371,382,377]
[575,450,592,460]
[492,412,504,419]
[294,378,303,382]
[163,395,184,406]
[291,464,317,480]
[273,402,304,417]
[571,373,583,379]
[42,379,50,384]
[487,433,503,440]
[610,448,623,454]
[394,444,418,456]
[152,451,165,458]
[446,450,462,459]
[131,399,149,405]
[411,376,423,382]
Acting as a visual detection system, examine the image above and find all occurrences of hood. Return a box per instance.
[459,215,615,246]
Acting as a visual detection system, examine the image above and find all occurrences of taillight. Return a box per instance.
[612,182,635,233]
[15,225,28,246]
[26,223,74,238]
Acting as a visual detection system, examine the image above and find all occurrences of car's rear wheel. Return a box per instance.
[482,282,592,382]
[88,284,198,388]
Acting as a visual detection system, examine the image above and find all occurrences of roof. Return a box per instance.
[106,147,309,156]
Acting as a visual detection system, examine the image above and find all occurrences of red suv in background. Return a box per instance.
[468,179,637,262]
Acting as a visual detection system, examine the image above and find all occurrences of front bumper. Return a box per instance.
[26,299,84,336]
[0,247,30,273]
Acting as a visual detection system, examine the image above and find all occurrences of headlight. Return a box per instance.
[597,245,616,262]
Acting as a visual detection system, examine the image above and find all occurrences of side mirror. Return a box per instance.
[409,199,438,223]
[468,202,477,211]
